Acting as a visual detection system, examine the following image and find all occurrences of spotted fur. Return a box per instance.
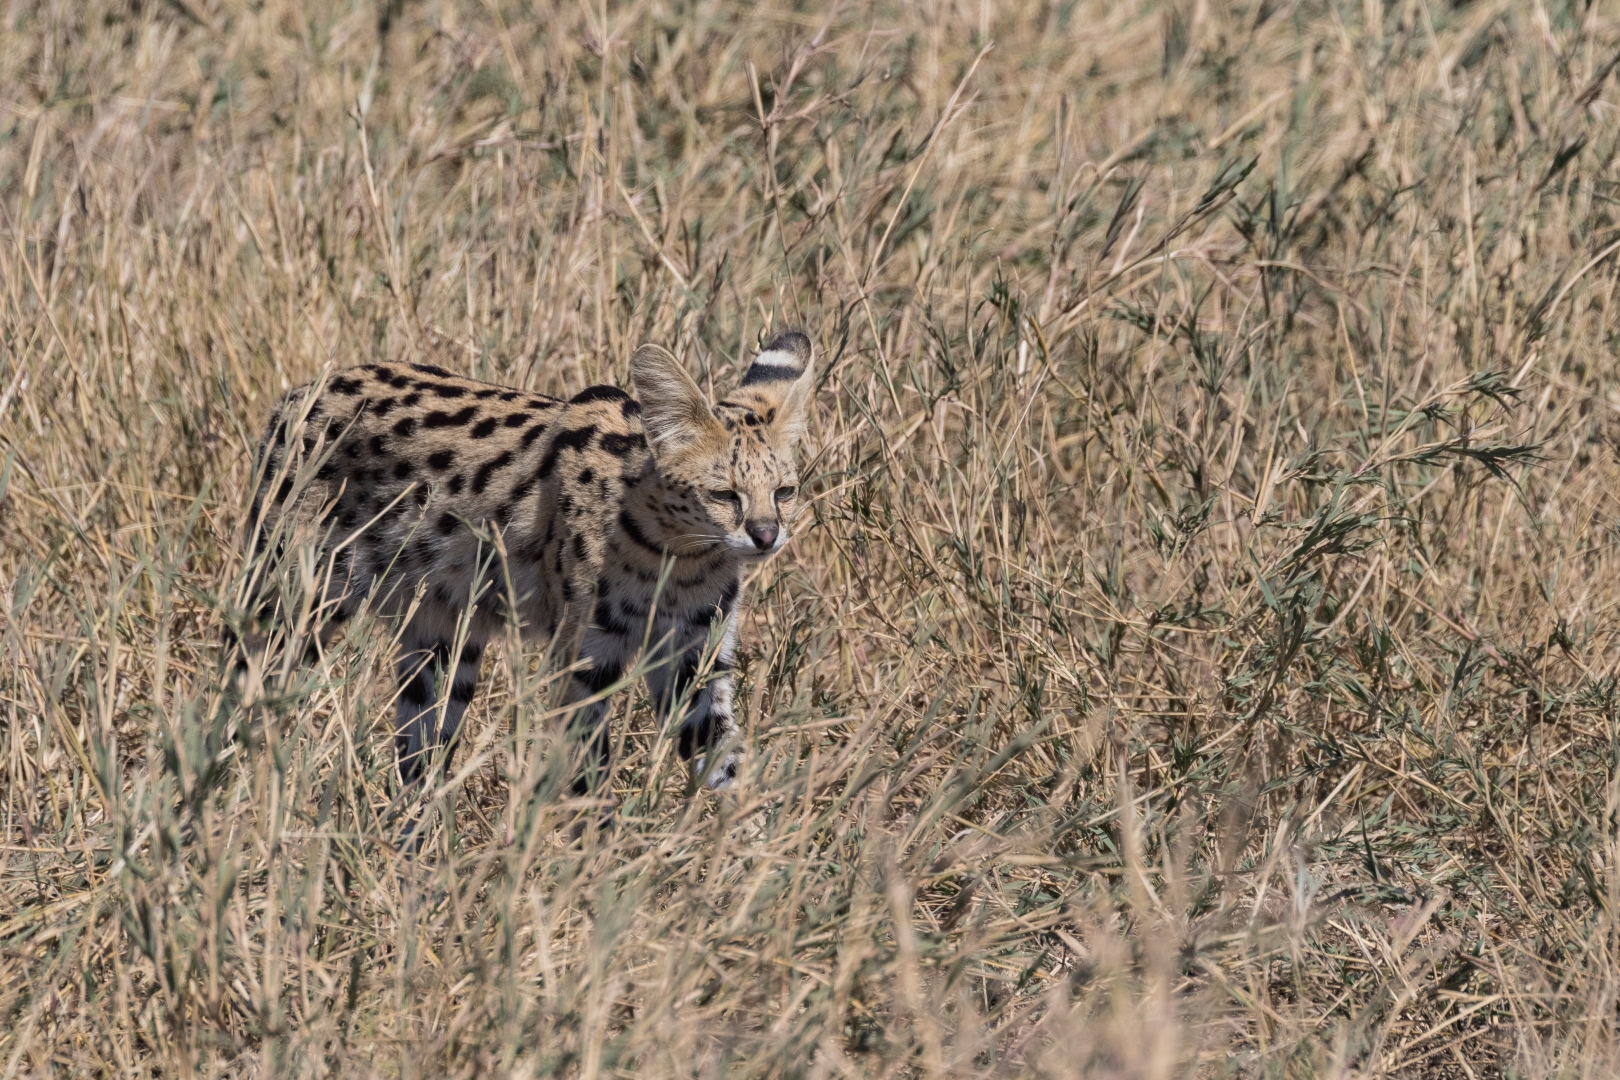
[236,331,816,795]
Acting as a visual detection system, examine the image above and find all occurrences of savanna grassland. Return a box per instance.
[7,0,1620,1075]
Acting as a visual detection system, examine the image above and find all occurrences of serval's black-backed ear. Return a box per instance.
[631,343,724,455]
[771,361,815,451]
[738,332,816,449]
[739,331,811,394]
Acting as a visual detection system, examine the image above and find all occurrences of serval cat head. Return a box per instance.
[630,331,815,561]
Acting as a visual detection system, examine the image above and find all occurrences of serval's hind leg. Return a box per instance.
[393,629,483,845]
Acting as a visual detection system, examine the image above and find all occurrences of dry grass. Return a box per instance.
[7,0,1620,1075]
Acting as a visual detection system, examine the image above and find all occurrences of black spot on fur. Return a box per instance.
[330,376,364,395]
[472,451,514,494]
[412,484,429,507]
[427,449,455,471]
[593,597,633,637]
[393,461,414,480]
[413,363,454,378]
[424,406,478,429]
[275,478,293,503]
[374,397,398,417]
[572,534,588,562]
[431,384,467,399]
[504,413,530,428]
[600,432,647,457]
[678,712,717,760]
[536,424,597,479]
[576,660,624,695]
[470,416,499,439]
[450,680,477,703]
[402,392,421,407]
[474,388,499,400]
[449,474,464,495]
[718,577,740,614]
[577,468,594,485]
[556,425,597,452]
[621,397,642,418]
[570,384,630,405]
[400,669,432,706]
[677,556,726,588]
[498,391,520,402]
[521,422,549,449]
[509,475,536,501]
[436,512,457,535]
[389,375,412,389]
[619,510,664,554]
[393,417,416,437]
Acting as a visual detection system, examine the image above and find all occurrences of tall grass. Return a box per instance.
[6,0,1620,1075]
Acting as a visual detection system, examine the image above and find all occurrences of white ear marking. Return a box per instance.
[740,331,812,389]
[750,349,798,370]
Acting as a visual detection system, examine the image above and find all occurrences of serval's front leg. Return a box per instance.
[646,618,741,790]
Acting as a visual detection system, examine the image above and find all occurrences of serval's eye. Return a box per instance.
[775,486,797,502]
[709,489,740,504]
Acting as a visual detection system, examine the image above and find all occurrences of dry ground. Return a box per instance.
[6,0,1620,1075]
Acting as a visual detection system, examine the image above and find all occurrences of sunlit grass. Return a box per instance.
[6,1,1620,1075]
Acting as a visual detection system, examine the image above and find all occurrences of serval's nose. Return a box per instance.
[747,522,779,551]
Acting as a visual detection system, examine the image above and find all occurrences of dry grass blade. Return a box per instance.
[6,1,1620,1077]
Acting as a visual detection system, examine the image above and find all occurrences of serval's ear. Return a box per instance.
[738,331,816,449]
[631,344,723,455]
